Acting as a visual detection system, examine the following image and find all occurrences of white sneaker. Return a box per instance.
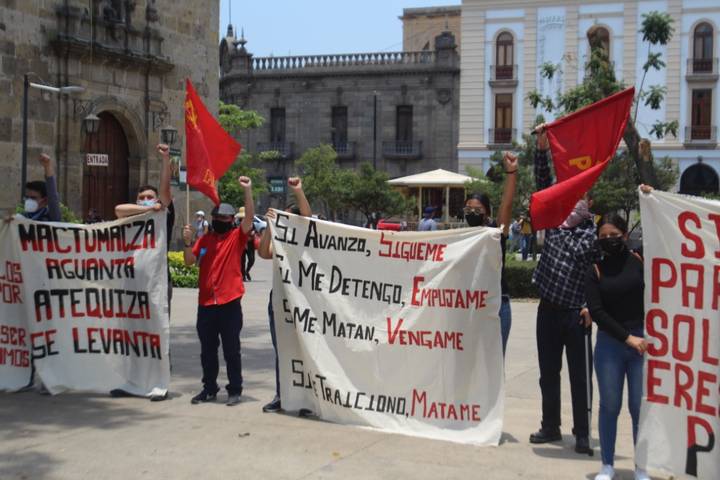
[634,467,650,480]
[594,464,615,480]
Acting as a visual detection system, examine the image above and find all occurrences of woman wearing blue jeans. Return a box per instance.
[585,213,649,480]
[464,151,518,356]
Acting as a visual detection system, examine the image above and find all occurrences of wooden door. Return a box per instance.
[691,89,712,140]
[83,112,129,221]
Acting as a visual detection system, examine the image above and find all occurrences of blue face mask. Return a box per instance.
[138,199,157,207]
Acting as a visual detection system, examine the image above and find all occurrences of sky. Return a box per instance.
[219,0,461,57]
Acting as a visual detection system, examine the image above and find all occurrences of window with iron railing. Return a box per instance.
[693,22,714,73]
[495,32,514,80]
[691,89,713,140]
[493,94,513,143]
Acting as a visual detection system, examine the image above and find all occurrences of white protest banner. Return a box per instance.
[637,190,719,479]
[0,221,32,390]
[272,212,504,445]
[0,212,170,396]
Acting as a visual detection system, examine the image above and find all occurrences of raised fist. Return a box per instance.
[238,176,252,189]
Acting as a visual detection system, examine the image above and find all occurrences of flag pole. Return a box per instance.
[185,180,190,227]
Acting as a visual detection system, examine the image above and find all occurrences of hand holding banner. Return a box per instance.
[272,212,504,445]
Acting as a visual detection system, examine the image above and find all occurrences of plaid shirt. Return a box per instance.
[532,150,599,308]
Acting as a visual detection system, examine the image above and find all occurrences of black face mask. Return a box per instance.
[212,220,233,234]
[465,213,486,227]
[597,237,626,256]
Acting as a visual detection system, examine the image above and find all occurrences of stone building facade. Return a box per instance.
[459,0,720,196]
[401,5,462,52]
[219,28,460,210]
[0,0,220,239]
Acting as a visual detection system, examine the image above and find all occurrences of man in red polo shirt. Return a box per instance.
[182,176,254,406]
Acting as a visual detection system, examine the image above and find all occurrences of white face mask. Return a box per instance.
[137,199,157,207]
[24,198,40,213]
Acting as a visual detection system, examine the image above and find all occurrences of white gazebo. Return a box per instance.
[388,168,475,223]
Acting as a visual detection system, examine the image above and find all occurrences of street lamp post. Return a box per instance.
[20,74,84,203]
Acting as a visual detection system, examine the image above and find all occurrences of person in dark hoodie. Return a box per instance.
[529,124,599,455]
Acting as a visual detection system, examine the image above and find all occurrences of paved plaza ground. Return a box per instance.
[1,259,665,479]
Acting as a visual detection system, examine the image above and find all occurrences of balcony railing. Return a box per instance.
[685,126,717,143]
[332,141,356,159]
[490,65,518,82]
[382,141,423,159]
[686,58,719,80]
[488,128,516,145]
[256,141,294,159]
[252,51,435,72]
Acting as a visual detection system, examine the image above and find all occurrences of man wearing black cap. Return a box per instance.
[182,176,254,406]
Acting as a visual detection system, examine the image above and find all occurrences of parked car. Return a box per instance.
[377,217,404,231]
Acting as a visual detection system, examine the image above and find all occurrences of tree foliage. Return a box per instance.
[527,11,676,187]
[295,145,411,223]
[215,102,268,208]
[345,163,413,223]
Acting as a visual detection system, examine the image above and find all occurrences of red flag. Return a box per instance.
[530,87,634,230]
[185,79,241,205]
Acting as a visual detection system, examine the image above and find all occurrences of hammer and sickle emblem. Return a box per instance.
[569,155,593,171]
[203,169,215,186]
[185,99,199,128]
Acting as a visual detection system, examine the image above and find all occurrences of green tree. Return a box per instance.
[345,163,413,224]
[527,11,676,187]
[465,117,543,220]
[295,144,351,221]
[216,102,268,207]
[592,153,678,222]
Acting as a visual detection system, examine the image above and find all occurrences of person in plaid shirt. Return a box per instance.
[529,125,599,454]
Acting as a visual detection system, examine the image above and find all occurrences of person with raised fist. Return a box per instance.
[182,176,255,407]
[257,176,311,414]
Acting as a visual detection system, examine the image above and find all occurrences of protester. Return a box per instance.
[529,124,598,454]
[519,214,533,260]
[586,211,650,480]
[194,210,208,240]
[257,177,312,413]
[464,151,518,356]
[182,176,255,406]
[22,153,61,222]
[417,206,438,231]
[509,218,521,252]
[114,143,174,401]
[235,207,256,282]
[14,153,61,393]
[84,208,103,224]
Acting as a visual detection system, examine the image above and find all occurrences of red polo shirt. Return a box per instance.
[192,227,248,306]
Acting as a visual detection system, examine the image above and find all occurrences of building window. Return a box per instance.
[495,32,514,80]
[396,105,413,145]
[494,94,513,144]
[270,108,286,144]
[331,106,348,151]
[587,26,610,58]
[693,23,714,73]
[691,89,712,140]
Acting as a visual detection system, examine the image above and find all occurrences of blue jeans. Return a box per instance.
[499,296,511,357]
[595,327,643,466]
[521,234,532,260]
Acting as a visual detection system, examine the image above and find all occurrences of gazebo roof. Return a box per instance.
[388,168,475,187]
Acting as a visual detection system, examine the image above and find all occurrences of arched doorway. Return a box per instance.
[680,163,719,196]
[83,112,130,220]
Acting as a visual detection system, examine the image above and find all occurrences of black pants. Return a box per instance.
[536,299,592,437]
[243,245,255,280]
[196,299,243,395]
